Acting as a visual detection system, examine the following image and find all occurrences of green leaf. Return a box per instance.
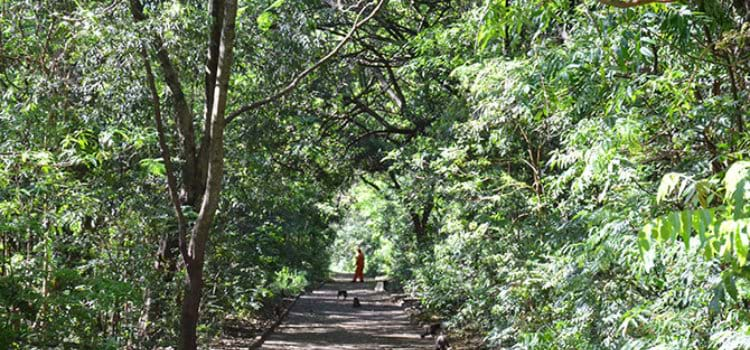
[725,162,750,193]
[709,286,724,315]
[268,0,285,10]
[659,217,672,241]
[695,180,711,207]
[735,222,748,266]
[693,209,710,246]
[257,12,275,31]
[639,46,654,59]
[645,220,658,240]
[719,220,735,257]
[725,161,750,201]
[679,210,691,249]
[722,271,738,300]
[732,179,747,220]
[139,158,166,177]
[669,211,682,242]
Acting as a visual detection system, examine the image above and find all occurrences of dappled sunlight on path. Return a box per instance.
[258,273,432,350]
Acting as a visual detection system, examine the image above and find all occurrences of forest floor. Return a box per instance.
[254,273,434,350]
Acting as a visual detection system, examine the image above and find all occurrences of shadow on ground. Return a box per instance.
[256,272,432,350]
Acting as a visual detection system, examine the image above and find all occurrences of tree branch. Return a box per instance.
[190,0,238,261]
[197,0,226,193]
[346,96,400,130]
[225,0,388,124]
[346,127,416,150]
[359,174,382,191]
[130,0,200,203]
[140,46,190,263]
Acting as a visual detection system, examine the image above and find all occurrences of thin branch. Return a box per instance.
[347,96,400,130]
[383,64,405,110]
[140,46,190,263]
[359,174,382,191]
[353,39,407,111]
[190,0,238,261]
[226,0,389,124]
[346,127,416,150]
[197,0,226,187]
[130,0,199,201]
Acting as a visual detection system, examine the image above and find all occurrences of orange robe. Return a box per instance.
[353,252,365,282]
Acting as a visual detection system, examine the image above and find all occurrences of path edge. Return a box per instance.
[247,281,325,350]
[245,294,299,350]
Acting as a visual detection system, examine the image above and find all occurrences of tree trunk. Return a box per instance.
[177,0,237,348]
[178,261,204,350]
[411,194,434,246]
[133,0,236,346]
[411,211,426,244]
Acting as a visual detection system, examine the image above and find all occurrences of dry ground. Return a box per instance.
[258,273,434,350]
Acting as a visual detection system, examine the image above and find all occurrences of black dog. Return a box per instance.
[420,323,442,338]
[352,297,361,308]
[337,290,348,300]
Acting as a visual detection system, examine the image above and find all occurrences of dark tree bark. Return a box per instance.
[131,0,236,348]
[197,0,226,196]
[411,192,434,245]
[504,0,510,56]
[178,1,237,348]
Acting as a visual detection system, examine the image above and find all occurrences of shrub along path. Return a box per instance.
[257,273,433,350]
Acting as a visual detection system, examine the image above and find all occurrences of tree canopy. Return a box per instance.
[2,0,750,349]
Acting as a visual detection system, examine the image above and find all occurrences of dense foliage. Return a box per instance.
[329,0,750,348]
[1,0,341,348]
[2,0,750,349]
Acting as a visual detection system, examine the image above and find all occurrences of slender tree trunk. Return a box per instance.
[411,193,434,246]
[504,0,510,56]
[133,0,236,346]
[179,261,204,350]
[411,211,426,244]
[178,1,237,348]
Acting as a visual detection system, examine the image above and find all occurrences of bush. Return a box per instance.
[270,267,308,297]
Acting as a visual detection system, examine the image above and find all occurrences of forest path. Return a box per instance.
[257,273,433,350]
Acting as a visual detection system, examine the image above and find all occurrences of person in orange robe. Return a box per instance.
[352,247,365,282]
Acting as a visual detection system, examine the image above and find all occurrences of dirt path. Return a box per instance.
[258,273,433,350]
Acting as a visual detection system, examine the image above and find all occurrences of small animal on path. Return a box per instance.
[352,297,361,308]
[337,290,348,300]
[420,322,442,338]
[434,333,450,350]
